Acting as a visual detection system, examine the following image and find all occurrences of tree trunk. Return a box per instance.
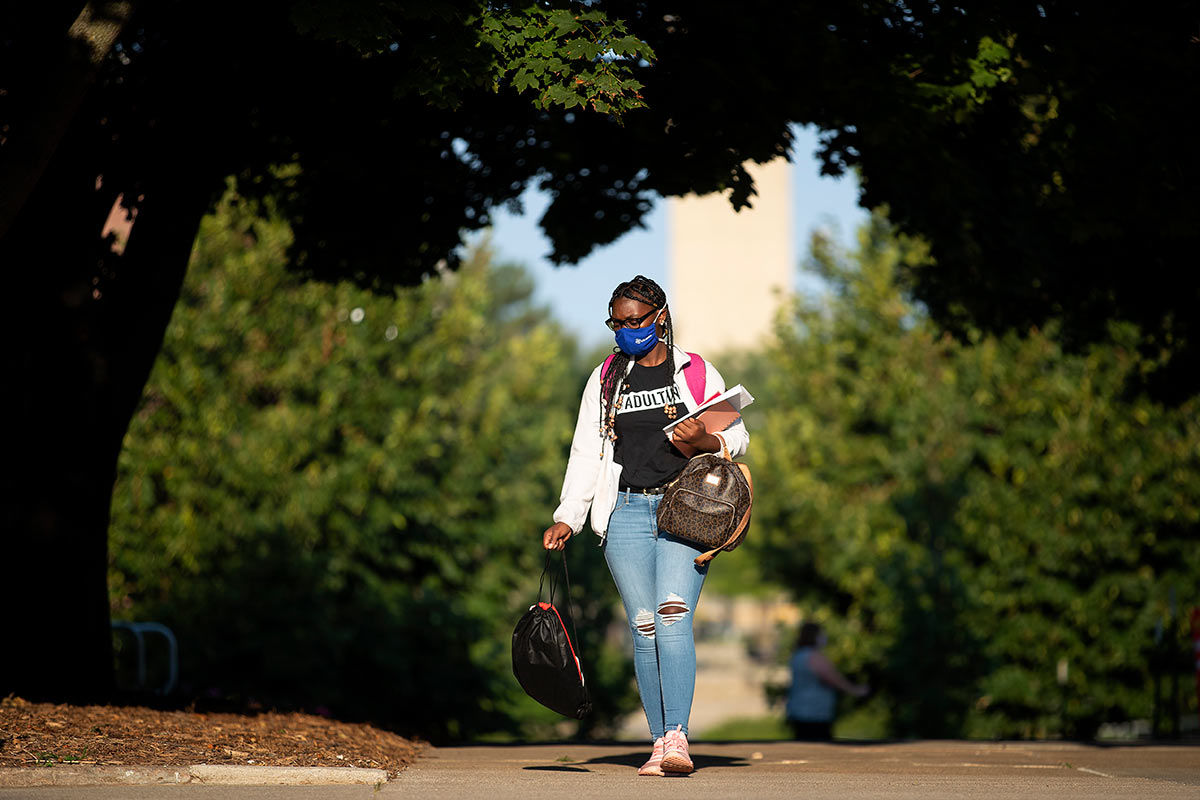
[0,76,210,703]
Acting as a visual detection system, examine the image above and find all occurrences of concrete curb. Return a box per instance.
[0,764,389,787]
[0,767,189,787]
[190,765,388,785]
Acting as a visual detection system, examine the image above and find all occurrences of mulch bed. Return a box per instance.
[0,696,424,777]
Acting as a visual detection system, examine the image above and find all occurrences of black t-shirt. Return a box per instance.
[613,361,689,490]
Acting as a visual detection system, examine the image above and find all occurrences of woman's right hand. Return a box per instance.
[543,522,573,551]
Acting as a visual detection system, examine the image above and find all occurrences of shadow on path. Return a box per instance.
[574,749,752,771]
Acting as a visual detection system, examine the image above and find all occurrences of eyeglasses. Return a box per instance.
[605,307,663,331]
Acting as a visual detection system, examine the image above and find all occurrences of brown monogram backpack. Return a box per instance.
[656,438,752,566]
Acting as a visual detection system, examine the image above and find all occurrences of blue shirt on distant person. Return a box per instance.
[786,645,836,722]
[784,622,869,740]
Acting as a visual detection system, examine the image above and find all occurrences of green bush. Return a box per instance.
[752,213,1200,739]
[108,183,634,740]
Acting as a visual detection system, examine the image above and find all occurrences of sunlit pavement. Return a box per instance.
[2,740,1198,799]
[390,739,1200,799]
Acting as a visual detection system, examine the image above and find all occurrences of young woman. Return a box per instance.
[542,275,749,776]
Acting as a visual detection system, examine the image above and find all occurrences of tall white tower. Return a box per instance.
[667,158,793,356]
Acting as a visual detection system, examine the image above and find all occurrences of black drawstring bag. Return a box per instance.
[512,550,591,719]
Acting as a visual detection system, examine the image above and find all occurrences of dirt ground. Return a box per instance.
[0,696,423,777]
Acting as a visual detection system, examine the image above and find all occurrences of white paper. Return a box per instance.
[662,384,755,432]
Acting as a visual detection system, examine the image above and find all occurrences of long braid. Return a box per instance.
[599,276,676,446]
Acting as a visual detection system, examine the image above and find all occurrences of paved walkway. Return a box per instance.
[394,739,1200,799]
[2,740,1198,799]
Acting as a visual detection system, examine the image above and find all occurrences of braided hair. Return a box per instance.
[599,275,677,444]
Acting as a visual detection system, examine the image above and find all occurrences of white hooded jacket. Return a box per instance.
[552,346,750,539]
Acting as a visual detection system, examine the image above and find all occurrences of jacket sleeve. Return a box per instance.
[552,364,605,534]
[704,358,749,458]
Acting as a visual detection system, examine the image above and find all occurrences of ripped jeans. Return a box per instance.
[603,491,708,742]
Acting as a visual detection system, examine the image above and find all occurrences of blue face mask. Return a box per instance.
[614,309,664,358]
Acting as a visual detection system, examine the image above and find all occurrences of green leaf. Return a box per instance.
[548,10,579,36]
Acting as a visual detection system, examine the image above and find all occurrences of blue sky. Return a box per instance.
[471,124,868,350]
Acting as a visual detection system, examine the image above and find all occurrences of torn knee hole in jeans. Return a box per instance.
[657,593,690,626]
[633,609,656,639]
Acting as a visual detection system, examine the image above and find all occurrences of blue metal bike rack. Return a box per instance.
[111,621,178,695]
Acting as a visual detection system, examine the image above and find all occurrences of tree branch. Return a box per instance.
[0,1,135,239]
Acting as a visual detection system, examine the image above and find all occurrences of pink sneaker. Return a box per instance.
[660,724,693,774]
[637,737,666,776]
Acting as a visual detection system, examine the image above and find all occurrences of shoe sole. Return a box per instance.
[660,755,693,774]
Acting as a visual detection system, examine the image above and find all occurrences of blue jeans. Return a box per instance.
[603,491,708,742]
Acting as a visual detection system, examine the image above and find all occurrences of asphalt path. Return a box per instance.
[2,739,1198,799]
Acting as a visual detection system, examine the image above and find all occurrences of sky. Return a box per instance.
[469,124,868,350]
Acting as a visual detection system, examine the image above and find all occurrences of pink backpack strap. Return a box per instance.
[683,352,707,406]
[601,353,616,381]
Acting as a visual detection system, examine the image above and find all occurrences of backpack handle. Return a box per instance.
[715,431,732,461]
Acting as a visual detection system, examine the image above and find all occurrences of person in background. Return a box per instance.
[785,621,869,740]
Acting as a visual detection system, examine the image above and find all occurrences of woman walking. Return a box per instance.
[542,275,749,776]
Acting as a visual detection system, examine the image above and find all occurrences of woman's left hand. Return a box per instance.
[672,418,720,453]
